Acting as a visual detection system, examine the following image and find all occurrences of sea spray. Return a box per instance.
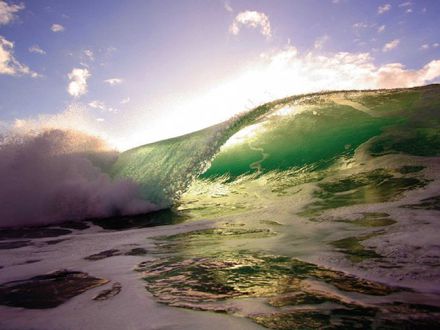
[0,129,157,228]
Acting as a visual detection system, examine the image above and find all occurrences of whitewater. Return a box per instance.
[1,84,440,329]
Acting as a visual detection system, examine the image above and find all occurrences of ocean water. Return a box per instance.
[1,84,440,329]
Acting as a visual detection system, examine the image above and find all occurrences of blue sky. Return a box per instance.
[1,0,440,149]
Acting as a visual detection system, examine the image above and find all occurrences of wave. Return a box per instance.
[2,84,439,227]
[113,84,440,204]
[110,95,290,206]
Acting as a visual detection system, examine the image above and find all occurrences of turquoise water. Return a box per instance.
[112,85,438,209]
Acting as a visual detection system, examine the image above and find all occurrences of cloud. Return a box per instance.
[398,1,411,7]
[0,0,24,25]
[28,44,46,55]
[67,68,90,97]
[352,22,370,36]
[121,97,130,104]
[51,23,65,32]
[247,47,440,92]
[377,25,386,33]
[314,35,329,50]
[420,43,439,50]
[383,39,400,52]
[353,22,369,29]
[375,60,440,87]
[83,49,94,61]
[224,1,233,12]
[104,78,123,86]
[398,2,412,13]
[0,36,39,77]
[378,4,391,14]
[229,11,271,39]
[88,100,118,113]
[88,100,105,110]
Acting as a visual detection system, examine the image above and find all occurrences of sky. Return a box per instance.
[1,0,440,150]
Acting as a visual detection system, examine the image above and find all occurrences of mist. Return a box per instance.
[0,129,157,228]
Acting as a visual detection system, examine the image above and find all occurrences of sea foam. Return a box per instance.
[0,129,156,228]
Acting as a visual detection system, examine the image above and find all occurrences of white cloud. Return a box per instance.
[104,78,123,86]
[353,22,369,29]
[375,60,440,87]
[383,39,400,52]
[421,43,439,50]
[314,35,329,50]
[88,100,118,113]
[109,45,440,150]
[83,49,94,61]
[28,44,46,55]
[0,36,38,77]
[378,4,391,14]
[406,8,413,13]
[121,97,130,104]
[249,47,440,92]
[352,22,370,36]
[67,68,90,97]
[377,25,386,33]
[229,11,271,39]
[88,100,105,110]
[51,23,64,32]
[0,0,24,25]
[398,2,411,7]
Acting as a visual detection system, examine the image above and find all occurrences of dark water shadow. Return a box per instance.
[89,208,188,230]
[0,227,72,241]
[0,270,109,309]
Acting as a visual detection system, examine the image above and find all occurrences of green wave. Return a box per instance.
[111,84,440,208]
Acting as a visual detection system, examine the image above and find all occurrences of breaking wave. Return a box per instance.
[2,84,440,227]
[0,129,157,228]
